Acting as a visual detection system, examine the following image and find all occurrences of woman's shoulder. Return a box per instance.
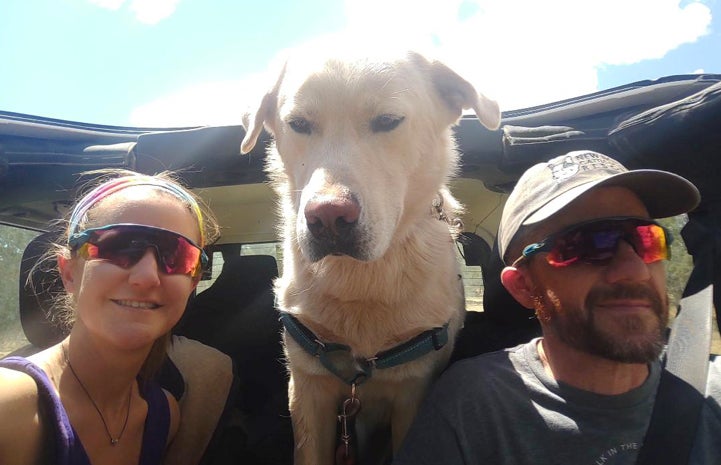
[1,350,60,398]
[0,361,42,402]
[0,363,45,465]
[0,365,42,434]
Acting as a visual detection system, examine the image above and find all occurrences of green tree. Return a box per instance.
[0,224,40,356]
[659,215,694,311]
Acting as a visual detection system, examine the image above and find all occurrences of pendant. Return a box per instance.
[111,438,119,445]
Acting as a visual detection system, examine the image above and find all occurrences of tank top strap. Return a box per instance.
[138,379,171,465]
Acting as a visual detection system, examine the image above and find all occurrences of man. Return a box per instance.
[393,150,721,464]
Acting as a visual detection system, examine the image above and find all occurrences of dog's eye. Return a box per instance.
[371,114,405,133]
[288,117,312,135]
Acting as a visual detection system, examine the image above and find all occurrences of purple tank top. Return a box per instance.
[0,356,170,465]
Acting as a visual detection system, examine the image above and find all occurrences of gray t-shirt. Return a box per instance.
[394,338,721,465]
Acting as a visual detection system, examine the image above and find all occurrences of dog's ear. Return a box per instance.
[426,58,501,131]
[240,62,287,155]
[240,92,276,154]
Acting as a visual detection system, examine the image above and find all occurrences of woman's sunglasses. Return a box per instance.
[69,224,208,279]
[511,216,671,268]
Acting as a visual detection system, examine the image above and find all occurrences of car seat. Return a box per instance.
[11,230,237,465]
[451,235,541,363]
[174,254,293,465]
[17,229,67,349]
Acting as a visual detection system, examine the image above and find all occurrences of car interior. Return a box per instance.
[1,73,720,464]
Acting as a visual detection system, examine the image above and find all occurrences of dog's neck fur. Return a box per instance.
[275,197,463,356]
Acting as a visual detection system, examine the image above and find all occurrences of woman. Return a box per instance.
[0,170,219,465]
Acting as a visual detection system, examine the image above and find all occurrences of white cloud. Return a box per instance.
[339,0,712,110]
[129,0,712,125]
[130,0,180,24]
[129,76,269,127]
[87,0,179,24]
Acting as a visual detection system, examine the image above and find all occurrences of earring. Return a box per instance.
[532,295,552,323]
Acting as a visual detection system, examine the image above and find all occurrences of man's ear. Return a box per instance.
[58,254,79,294]
[500,266,535,309]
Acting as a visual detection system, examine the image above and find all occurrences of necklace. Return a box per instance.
[62,345,132,446]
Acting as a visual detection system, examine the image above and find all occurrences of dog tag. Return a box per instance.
[336,396,361,465]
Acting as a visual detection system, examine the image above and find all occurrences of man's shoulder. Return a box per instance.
[443,340,533,381]
[422,340,538,411]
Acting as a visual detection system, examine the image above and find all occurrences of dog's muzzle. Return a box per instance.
[303,194,366,261]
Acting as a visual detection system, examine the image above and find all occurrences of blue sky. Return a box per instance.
[1,0,719,127]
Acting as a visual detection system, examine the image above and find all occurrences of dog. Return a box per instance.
[240,48,500,464]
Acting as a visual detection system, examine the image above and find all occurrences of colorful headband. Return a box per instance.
[68,175,205,246]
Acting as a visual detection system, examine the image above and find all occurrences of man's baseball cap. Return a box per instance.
[497,150,701,263]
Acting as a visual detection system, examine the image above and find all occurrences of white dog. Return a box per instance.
[241,48,500,465]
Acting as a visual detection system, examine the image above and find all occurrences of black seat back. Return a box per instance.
[175,254,285,386]
[175,254,293,464]
[18,230,68,348]
[451,238,541,363]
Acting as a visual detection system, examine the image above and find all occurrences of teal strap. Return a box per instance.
[280,311,350,355]
[372,323,449,369]
[280,312,449,386]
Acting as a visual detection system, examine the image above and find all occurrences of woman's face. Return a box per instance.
[60,187,201,351]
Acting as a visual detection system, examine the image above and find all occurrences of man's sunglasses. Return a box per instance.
[511,216,671,268]
[69,224,208,279]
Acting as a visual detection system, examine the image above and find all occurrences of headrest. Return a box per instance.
[18,230,68,348]
[206,254,279,291]
[482,238,537,326]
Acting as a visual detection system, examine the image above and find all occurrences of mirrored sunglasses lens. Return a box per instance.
[159,237,202,276]
[546,221,667,267]
[634,224,668,263]
[80,242,144,268]
[546,229,618,266]
[81,226,202,276]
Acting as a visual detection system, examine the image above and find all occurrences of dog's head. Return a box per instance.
[241,50,500,263]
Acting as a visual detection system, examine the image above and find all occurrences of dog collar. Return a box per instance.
[280,311,449,386]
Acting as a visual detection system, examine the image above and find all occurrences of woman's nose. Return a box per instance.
[128,248,162,286]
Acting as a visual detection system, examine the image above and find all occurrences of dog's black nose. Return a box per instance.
[305,196,360,239]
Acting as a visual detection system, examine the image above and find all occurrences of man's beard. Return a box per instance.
[533,282,669,363]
